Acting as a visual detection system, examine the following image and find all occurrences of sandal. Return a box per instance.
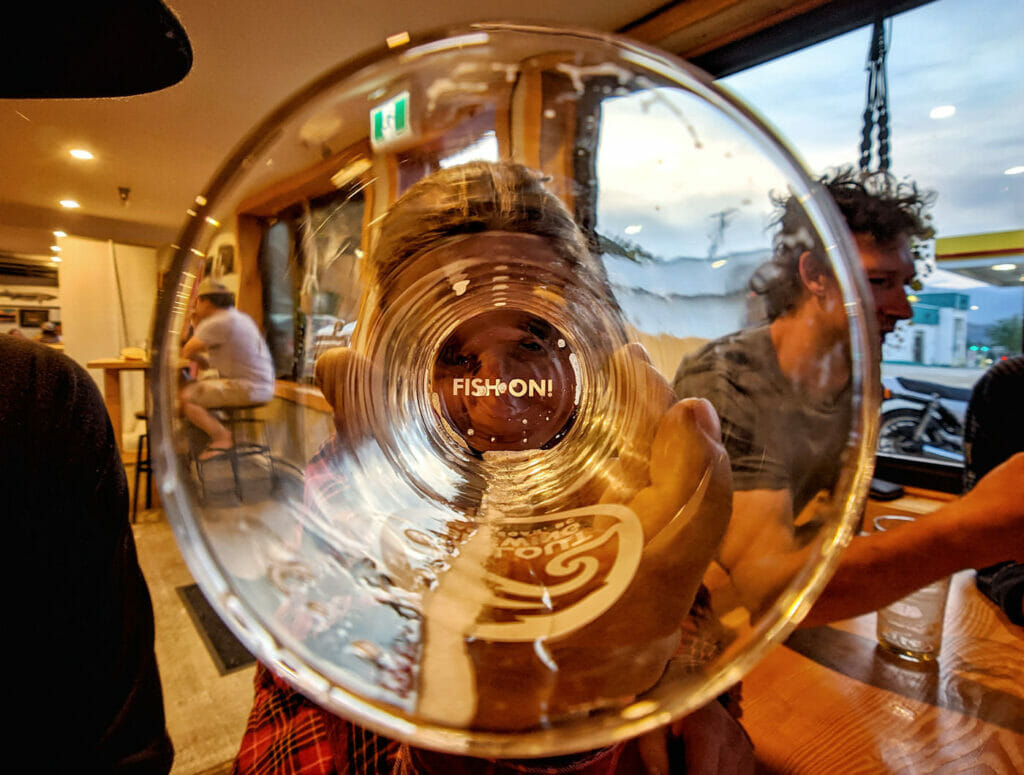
[198,442,233,461]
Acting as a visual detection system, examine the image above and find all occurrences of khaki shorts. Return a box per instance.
[182,378,270,408]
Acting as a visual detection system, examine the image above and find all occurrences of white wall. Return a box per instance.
[58,235,158,448]
[937,308,968,367]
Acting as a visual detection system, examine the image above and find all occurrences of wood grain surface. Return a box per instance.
[742,571,1024,774]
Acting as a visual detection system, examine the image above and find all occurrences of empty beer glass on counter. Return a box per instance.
[873,515,952,661]
[149,23,878,758]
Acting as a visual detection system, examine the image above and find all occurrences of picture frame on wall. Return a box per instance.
[0,308,16,324]
[19,308,50,328]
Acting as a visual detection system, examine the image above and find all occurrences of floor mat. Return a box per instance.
[177,583,255,675]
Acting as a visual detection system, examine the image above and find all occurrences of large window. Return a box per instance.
[624,0,1022,484]
[726,0,1023,481]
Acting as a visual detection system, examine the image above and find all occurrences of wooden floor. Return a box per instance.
[132,506,256,775]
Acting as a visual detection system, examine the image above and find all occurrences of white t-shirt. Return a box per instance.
[195,307,275,393]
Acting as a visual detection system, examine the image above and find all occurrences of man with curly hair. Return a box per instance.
[673,168,1024,625]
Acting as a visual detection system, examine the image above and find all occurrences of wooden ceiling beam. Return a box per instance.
[621,0,834,58]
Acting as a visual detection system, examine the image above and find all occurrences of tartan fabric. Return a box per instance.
[234,639,741,775]
[233,664,400,774]
[233,663,640,774]
[232,662,654,774]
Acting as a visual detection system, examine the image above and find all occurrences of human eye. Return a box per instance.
[458,354,480,371]
[439,341,479,371]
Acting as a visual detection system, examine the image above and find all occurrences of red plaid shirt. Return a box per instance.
[233,663,661,775]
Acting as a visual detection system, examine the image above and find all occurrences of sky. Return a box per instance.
[720,0,1023,241]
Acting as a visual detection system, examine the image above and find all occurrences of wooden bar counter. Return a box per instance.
[743,569,1024,772]
[86,356,151,452]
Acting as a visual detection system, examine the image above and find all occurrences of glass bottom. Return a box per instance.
[876,638,940,662]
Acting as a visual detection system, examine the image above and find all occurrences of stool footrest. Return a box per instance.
[191,403,274,501]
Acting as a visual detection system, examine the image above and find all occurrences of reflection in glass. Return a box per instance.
[151,24,871,756]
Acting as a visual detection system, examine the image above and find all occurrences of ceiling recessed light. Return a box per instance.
[52,230,66,238]
[69,148,94,160]
[59,199,80,208]
[970,305,979,311]
[51,256,62,263]
[929,105,956,119]
[992,263,1016,271]
[1004,166,1024,176]
[50,245,61,252]
[624,224,643,235]
[711,259,727,268]
[907,294,920,303]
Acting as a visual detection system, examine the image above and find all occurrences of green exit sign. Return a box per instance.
[370,91,411,148]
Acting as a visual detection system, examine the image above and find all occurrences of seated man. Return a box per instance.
[674,167,1024,625]
[180,278,275,458]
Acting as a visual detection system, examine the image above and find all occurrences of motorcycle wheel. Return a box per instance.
[878,408,940,457]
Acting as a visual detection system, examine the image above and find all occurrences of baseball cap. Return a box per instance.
[197,278,232,298]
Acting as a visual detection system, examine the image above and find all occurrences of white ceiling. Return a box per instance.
[0,0,666,258]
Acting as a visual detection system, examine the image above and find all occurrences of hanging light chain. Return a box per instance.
[859,18,891,174]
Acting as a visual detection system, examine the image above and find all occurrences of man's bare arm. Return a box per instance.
[181,334,207,363]
[802,451,1024,626]
[718,453,1024,627]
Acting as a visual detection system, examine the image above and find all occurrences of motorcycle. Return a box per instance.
[877,376,971,463]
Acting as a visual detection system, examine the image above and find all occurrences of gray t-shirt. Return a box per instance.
[672,325,852,516]
[195,307,275,392]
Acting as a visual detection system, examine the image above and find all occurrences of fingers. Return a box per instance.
[644,399,730,533]
[607,342,676,419]
[649,398,723,492]
[606,343,678,484]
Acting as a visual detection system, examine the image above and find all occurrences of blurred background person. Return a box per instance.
[180,278,275,459]
[35,320,62,344]
[673,168,1024,626]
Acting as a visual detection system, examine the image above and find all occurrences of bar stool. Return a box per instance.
[194,403,274,501]
[131,410,152,522]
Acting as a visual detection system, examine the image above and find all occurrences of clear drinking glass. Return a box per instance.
[873,514,952,661]
[150,23,877,757]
